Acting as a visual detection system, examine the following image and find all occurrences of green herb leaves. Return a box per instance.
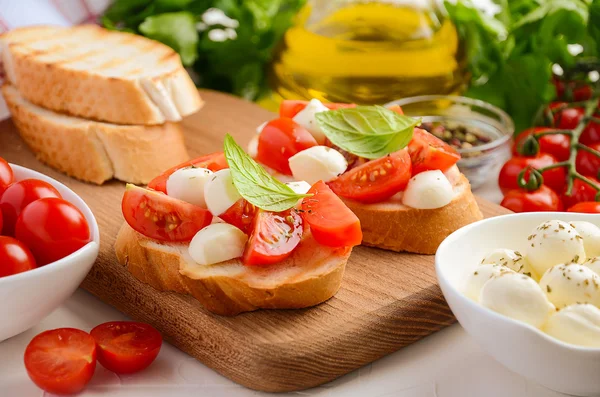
[315,106,419,159]
[139,12,199,66]
[223,134,310,212]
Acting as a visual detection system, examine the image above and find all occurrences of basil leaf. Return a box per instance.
[315,106,419,159]
[223,134,310,212]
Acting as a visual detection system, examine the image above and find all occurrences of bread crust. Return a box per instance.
[114,224,351,316]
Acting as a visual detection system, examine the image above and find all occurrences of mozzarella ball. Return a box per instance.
[166,167,214,208]
[525,220,586,275]
[543,304,600,348]
[481,248,539,280]
[443,165,461,185]
[480,272,555,328]
[247,135,259,158]
[288,146,347,185]
[570,221,600,258]
[464,264,515,301]
[402,170,453,209]
[585,257,600,276]
[539,263,600,309]
[292,99,329,144]
[286,181,311,195]
[204,169,242,216]
[189,223,248,266]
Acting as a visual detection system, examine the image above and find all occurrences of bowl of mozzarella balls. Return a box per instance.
[436,212,600,397]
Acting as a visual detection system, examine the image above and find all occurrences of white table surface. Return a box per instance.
[0,179,565,397]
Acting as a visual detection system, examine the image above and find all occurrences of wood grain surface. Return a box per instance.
[0,90,510,393]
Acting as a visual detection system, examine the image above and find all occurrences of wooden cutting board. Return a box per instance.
[0,90,509,393]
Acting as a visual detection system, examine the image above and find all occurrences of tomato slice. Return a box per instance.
[122,185,212,242]
[279,100,357,118]
[243,209,303,266]
[328,149,412,203]
[219,198,257,234]
[147,152,228,193]
[300,181,362,247]
[24,328,97,395]
[90,321,162,375]
[0,157,14,196]
[408,128,461,174]
[0,236,36,277]
[256,118,318,175]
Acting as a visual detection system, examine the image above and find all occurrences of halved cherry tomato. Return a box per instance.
[0,179,62,236]
[0,236,36,277]
[279,100,356,118]
[328,149,411,203]
[122,185,212,242]
[0,157,13,197]
[256,118,317,175]
[147,152,228,193]
[513,127,571,161]
[501,185,564,213]
[219,198,257,234]
[24,328,97,395]
[562,178,600,209]
[243,209,303,266]
[16,198,91,266]
[408,128,460,174]
[90,321,162,374]
[300,181,362,247]
[498,154,566,195]
[387,105,404,115]
[576,143,600,178]
[568,202,600,213]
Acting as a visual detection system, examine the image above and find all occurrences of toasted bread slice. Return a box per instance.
[1,25,203,125]
[114,223,351,316]
[3,85,189,184]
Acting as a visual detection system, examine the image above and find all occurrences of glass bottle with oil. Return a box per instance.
[265,0,468,107]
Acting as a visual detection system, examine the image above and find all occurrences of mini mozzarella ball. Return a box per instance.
[204,169,242,217]
[292,99,329,144]
[525,220,586,276]
[570,221,600,258]
[539,263,600,309]
[481,248,539,280]
[247,135,259,158]
[189,223,248,266]
[443,165,461,185]
[402,170,453,210]
[286,181,311,195]
[585,257,600,276]
[480,272,555,328]
[288,146,347,185]
[543,304,600,348]
[166,167,214,208]
[464,264,515,301]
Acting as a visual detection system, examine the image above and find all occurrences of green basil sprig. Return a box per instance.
[315,106,419,159]
[223,134,310,212]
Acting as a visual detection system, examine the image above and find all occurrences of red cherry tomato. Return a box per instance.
[219,198,257,235]
[553,78,593,101]
[122,185,212,242]
[549,102,600,145]
[582,121,600,145]
[279,100,356,118]
[501,185,564,213]
[24,328,97,395]
[300,181,362,247]
[90,321,162,374]
[0,236,36,278]
[408,128,461,174]
[562,178,600,209]
[0,157,14,197]
[513,127,571,162]
[498,154,566,195]
[328,149,412,203]
[576,143,600,178]
[256,118,318,175]
[567,202,600,213]
[0,179,62,236]
[15,198,91,266]
[243,209,303,266]
[0,210,3,234]
[147,152,228,193]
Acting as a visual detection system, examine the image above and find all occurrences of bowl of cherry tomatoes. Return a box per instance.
[0,159,99,341]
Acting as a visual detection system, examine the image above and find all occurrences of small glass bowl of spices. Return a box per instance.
[386,95,514,189]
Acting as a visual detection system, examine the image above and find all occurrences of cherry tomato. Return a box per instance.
[549,103,600,145]
[122,185,212,242]
[567,202,600,213]
[576,143,600,178]
[24,328,97,395]
[498,154,566,195]
[328,149,412,203]
[0,157,14,197]
[279,100,356,118]
[0,179,62,236]
[501,185,564,213]
[90,321,162,374]
[243,209,303,266]
[553,78,593,101]
[408,128,461,174]
[0,210,3,234]
[562,178,600,209]
[300,181,362,247]
[0,236,36,278]
[513,127,571,162]
[147,152,228,193]
[219,198,257,235]
[387,105,404,115]
[582,120,600,145]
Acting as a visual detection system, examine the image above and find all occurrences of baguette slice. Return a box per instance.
[3,84,189,184]
[1,25,203,125]
[115,223,351,316]
[343,173,483,254]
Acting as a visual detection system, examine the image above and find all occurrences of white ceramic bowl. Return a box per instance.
[436,212,600,396]
[0,164,99,342]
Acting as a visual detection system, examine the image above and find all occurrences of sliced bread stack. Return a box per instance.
[1,25,204,184]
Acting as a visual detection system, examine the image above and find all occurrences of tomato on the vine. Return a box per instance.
[553,78,593,102]
[498,154,566,194]
[562,178,600,209]
[549,102,600,145]
[576,142,600,178]
[513,127,571,162]
[567,202,600,213]
[501,185,564,213]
